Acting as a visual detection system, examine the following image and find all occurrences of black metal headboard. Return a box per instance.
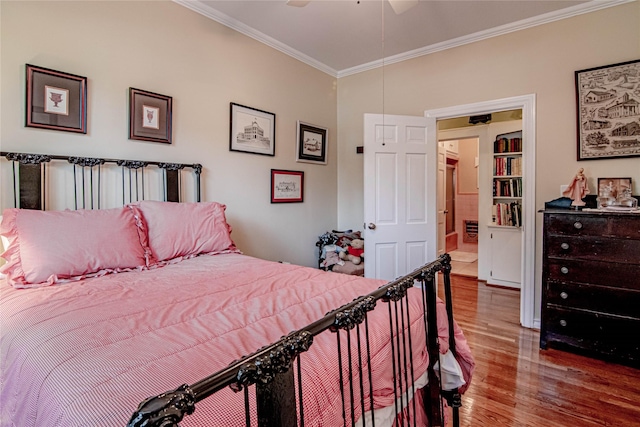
[1,152,202,211]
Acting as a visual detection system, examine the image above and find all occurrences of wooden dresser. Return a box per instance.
[540,209,640,366]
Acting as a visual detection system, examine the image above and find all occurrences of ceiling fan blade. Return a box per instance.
[286,0,311,7]
[388,0,419,15]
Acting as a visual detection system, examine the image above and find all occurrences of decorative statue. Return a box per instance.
[563,167,590,207]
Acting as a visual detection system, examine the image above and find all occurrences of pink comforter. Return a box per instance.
[0,253,473,427]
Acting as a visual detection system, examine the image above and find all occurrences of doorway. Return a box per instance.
[425,94,537,329]
[440,137,480,276]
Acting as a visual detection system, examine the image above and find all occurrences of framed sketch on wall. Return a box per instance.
[230,103,276,156]
[271,169,303,203]
[26,64,87,134]
[575,59,640,160]
[129,88,173,144]
[296,121,327,164]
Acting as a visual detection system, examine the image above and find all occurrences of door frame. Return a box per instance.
[425,94,537,329]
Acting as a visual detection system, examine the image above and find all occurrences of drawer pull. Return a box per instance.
[573,221,583,230]
[560,266,569,274]
[560,291,568,299]
[560,242,569,250]
[559,319,567,327]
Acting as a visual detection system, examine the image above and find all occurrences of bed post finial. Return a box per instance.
[127,384,195,427]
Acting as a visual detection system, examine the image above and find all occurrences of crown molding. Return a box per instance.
[173,0,339,77]
[338,0,634,77]
[173,0,633,79]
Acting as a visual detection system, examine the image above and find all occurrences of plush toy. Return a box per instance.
[339,238,364,265]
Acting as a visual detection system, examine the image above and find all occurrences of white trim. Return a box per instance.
[174,0,634,79]
[173,0,338,77]
[425,94,537,329]
[338,0,632,77]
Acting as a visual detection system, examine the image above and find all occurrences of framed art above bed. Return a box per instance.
[230,103,276,156]
[129,88,173,144]
[25,64,87,134]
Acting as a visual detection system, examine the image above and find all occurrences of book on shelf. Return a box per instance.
[493,136,523,153]
[491,201,522,227]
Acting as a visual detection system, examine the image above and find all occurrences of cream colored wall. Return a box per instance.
[337,2,640,320]
[0,1,338,267]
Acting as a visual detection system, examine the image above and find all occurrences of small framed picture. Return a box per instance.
[129,88,172,144]
[597,177,632,199]
[230,103,276,156]
[26,64,87,133]
[271,169,304,203]
[296,121,328,164]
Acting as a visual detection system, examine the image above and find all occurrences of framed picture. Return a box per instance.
[575,59,640,160]
[296,121,328,164]
[26,64,87,133]
[230,103,275,156]
[271,169,304,203]
[129,88,172,144]
[597,177,632,199]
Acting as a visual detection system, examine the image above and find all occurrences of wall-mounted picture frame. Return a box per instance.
[296,121,328,164]
[26,64,87,133]
[230,103,275,156]
[271,169,304,203]
[575,59,640,160]
[129,88,172,144]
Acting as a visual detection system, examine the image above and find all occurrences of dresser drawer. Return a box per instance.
[546,281,640,319]
[545,214,608,237]
[543,307,640,363]
[546,258,640,290]
[545,234,640,264]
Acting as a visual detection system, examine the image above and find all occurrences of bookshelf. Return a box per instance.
[491,130,522,227]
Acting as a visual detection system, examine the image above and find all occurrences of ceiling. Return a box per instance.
[175,0,629,77]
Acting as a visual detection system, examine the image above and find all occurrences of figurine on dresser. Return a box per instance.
[562,167,590,208]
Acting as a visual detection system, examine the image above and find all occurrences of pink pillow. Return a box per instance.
[0,206,151,288]
[134,201,237,262]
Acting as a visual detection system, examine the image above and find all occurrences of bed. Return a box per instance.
[0,152,474,427]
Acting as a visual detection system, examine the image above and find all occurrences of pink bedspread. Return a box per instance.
[0,253,473,427]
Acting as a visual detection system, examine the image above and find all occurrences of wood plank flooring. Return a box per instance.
[442,274,640,427]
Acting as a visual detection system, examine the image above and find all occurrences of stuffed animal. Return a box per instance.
[339,238,364,265]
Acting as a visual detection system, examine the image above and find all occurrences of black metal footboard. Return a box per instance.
[128,254,460,427]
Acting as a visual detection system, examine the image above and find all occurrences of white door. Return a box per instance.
[437,142,446,256]
[363,114,437,281]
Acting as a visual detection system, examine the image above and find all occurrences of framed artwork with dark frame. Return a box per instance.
[230,103,276,156]
[26,64,87,133]
[575,59,640,160]
[271,169,304,203]
[129,88,173,144]
[296,121,328,164]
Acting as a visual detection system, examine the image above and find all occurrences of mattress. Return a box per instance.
[0,253,472,426]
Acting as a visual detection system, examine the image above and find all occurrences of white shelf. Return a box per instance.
[493,151,522,156]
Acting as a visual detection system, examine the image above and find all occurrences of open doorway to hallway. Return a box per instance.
[437,110,523,280]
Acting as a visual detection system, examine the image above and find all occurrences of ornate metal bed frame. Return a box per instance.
[1,151,463,427]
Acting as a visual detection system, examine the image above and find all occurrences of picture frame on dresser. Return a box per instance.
[575,59,640,161]
[25,64,87,134]
[296,121,327,164]
[230,103,276,156]
[129,88,173,144]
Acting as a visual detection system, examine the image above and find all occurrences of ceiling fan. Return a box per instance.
[286,0,419,15]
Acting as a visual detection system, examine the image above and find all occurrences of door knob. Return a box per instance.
[367,223,377,230]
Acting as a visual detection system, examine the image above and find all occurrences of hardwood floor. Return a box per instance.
[442,274,640,426]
